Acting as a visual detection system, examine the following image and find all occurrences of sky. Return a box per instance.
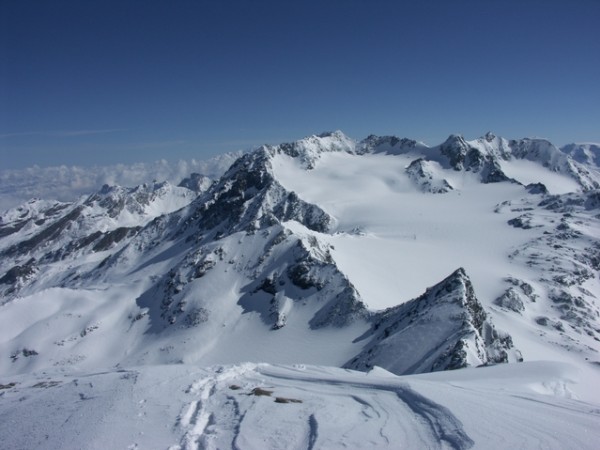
[1,0,599,170]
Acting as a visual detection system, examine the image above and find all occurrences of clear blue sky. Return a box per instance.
[1,0,599,169]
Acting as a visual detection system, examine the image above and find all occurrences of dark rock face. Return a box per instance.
[405,159,453,193]
[508,214,539,229]
[433,135,514,184]
[494,288,526,313]
[358,135,420,155]
[0,261,37,295]
[539,191,600,213]
[526,183,548,195]
[136,224,367,332]
[440,135,472,171]
[92,227,141,252]
[345,268,520,375]
[189,150,333,236]
[496,278,537,315]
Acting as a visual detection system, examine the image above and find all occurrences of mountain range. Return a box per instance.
[1,131,599,449]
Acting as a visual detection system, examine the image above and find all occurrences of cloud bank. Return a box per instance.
[0,152,243,211]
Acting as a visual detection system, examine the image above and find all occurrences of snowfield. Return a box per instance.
[272,151,535,308]
[1,131,600,448]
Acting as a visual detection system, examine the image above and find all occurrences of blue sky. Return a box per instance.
[1,0,599,169]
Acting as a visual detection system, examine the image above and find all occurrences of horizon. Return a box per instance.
[2,0,599,170]
[1,128,598,172]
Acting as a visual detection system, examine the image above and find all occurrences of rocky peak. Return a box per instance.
[405,158,453,193]
[358,135,421,155]
[483,131,496,142]
[178,146,334,239]
[439,134,473,170]
[265,131,355,169]
[345,268,520,375]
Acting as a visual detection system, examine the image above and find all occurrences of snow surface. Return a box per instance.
[1,362,598,450]
[273,151,536,309]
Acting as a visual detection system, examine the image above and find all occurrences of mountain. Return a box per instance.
[346,268,521,375]
[561,142,600,169]
[0,180,207,300]
[1,131,600,448]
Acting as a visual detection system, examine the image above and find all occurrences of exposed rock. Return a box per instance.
[526,183,548,195]
[405,159,453,193]
[508,214,538,229]
[494,287,525,313]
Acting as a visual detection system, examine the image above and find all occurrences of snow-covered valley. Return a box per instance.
[1,131,600,448]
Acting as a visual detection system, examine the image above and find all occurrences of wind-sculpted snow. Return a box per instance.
[1,362,598,449]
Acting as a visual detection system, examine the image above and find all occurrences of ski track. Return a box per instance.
[1,363,598,449]
[173,364,255,450]
[171,364,474,450]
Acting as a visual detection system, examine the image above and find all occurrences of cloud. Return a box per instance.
[0,151,244,211]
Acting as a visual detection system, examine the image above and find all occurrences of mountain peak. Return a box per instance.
[346,267,520,375]
[316,130,349,140]
[483,131,496,142]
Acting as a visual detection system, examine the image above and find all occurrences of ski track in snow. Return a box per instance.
[170,364,474,450]
[173,364,255,450]
[1,362,598,449]
[260,366,474,450]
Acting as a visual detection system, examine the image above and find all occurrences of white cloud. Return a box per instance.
[0,152,244,211]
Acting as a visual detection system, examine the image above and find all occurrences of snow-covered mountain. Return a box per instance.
[561,142,600,170]
[1,131,600,448]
